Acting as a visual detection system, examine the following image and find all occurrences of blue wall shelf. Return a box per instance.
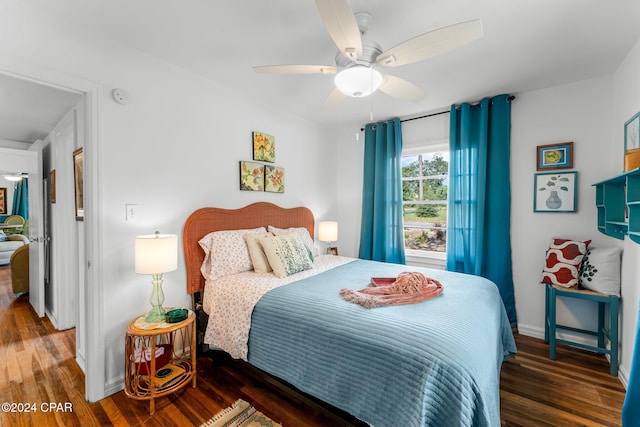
[593,168,640,244]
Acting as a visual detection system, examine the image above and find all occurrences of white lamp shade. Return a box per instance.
[334,66,383,97]
[135,233,178,274]
[318,221,338,242]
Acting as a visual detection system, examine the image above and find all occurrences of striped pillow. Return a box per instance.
[541,238,591,288]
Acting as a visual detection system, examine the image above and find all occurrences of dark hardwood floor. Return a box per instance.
[0,265,626,426]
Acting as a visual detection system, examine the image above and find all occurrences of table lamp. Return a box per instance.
[318,221,338,254]
[135,232,178,322]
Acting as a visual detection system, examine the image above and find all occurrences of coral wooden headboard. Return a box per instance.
[182,202,315,294]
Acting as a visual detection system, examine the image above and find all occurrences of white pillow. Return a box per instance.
[578,247,622,296]
[258,232,314,278]
[198,227,266,281]
[244,232,273,274]
[268,225,319,258]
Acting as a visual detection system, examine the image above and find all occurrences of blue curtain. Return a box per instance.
[11,177,28,218]
[359,118,406,264]
[623,304,640,426]
[446,94,517,325]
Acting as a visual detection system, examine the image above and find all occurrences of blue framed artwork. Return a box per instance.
[625,112,640,152]
[534,171,577,213]
[536,141,573,171]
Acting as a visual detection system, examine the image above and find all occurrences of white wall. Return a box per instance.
[511,76,619,339]
[0,0,337,398]
[613,37,640,386]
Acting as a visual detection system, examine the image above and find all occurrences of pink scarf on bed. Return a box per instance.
[340,272,443,309]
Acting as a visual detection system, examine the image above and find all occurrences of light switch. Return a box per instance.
[126,204,138,221]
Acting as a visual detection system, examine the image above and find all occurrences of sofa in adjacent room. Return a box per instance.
[0,234,28,266]
[10,244,29,294]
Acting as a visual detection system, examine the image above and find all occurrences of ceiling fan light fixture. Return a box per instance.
[334,66,382,97]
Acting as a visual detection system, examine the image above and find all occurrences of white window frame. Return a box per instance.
[401,141,448,269]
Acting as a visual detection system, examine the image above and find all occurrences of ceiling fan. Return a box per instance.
[252,0,483,108]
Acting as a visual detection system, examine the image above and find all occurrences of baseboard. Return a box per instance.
[104,377,124,397]
[517,323,600,347]
[517,324,544,340]
[618,364,630,389]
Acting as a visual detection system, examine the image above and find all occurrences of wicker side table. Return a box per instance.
[124,310,196,414]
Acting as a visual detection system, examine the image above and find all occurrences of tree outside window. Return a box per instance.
[402,152,448,253]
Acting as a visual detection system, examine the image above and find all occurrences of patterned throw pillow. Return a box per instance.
[268,226,319,258]
[258,232,314,278]
[198,227,266,281]
[579,247,621,296]
[541,238,591,288]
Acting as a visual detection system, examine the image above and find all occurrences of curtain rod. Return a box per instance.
[360,95,516,131]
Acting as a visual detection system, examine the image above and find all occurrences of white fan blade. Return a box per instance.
[378,74,425,102]
[253,65,337,74]
[322,87,347,109]
[376,19,483,68]
[315,0,362,60]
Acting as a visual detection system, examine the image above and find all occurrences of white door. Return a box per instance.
[28,141,45,317]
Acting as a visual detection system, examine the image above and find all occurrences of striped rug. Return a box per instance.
[201,399,282,427]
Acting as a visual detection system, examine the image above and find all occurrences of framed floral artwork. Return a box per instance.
[265,165,284,193]
[252,131,275,163]
[536,142,573,171]
[533,171,577,213]
[239,161,265,191]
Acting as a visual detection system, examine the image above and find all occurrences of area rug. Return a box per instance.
[201,399,282,427]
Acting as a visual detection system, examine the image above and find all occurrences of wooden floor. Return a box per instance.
[0,265,626,426]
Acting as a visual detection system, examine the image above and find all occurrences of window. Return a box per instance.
[402,150,448,254]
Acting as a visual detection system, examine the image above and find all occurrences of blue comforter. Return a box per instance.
[247,259,516,427]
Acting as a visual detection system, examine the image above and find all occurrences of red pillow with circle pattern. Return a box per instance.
[541,238,591,288]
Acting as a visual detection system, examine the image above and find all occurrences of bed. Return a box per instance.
[183,202,516,427]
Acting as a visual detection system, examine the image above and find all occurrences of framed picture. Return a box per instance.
[73,148,84,220]
[252,131,275,163]
[534,171,577,213]
[265,165,285,193]
[625,112,640,152]
[239,161,265,191]
[536,142,573,170]
[0,187,6,214]
[328,246,339,256]
[49,170,56,204]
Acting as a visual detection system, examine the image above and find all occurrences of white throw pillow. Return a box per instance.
[578,247,621,296]
[244,232,273,274]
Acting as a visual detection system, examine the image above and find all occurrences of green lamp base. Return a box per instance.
[145,306,166,323]
[145,273,166,323]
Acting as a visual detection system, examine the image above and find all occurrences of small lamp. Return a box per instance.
[135,232,178,323]
[318,221,338,254]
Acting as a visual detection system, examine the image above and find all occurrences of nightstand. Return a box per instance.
[124,310,196,414]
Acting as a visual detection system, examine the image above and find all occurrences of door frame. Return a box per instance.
[0,58,105,402]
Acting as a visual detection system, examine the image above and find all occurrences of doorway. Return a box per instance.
[0,65,104,402]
